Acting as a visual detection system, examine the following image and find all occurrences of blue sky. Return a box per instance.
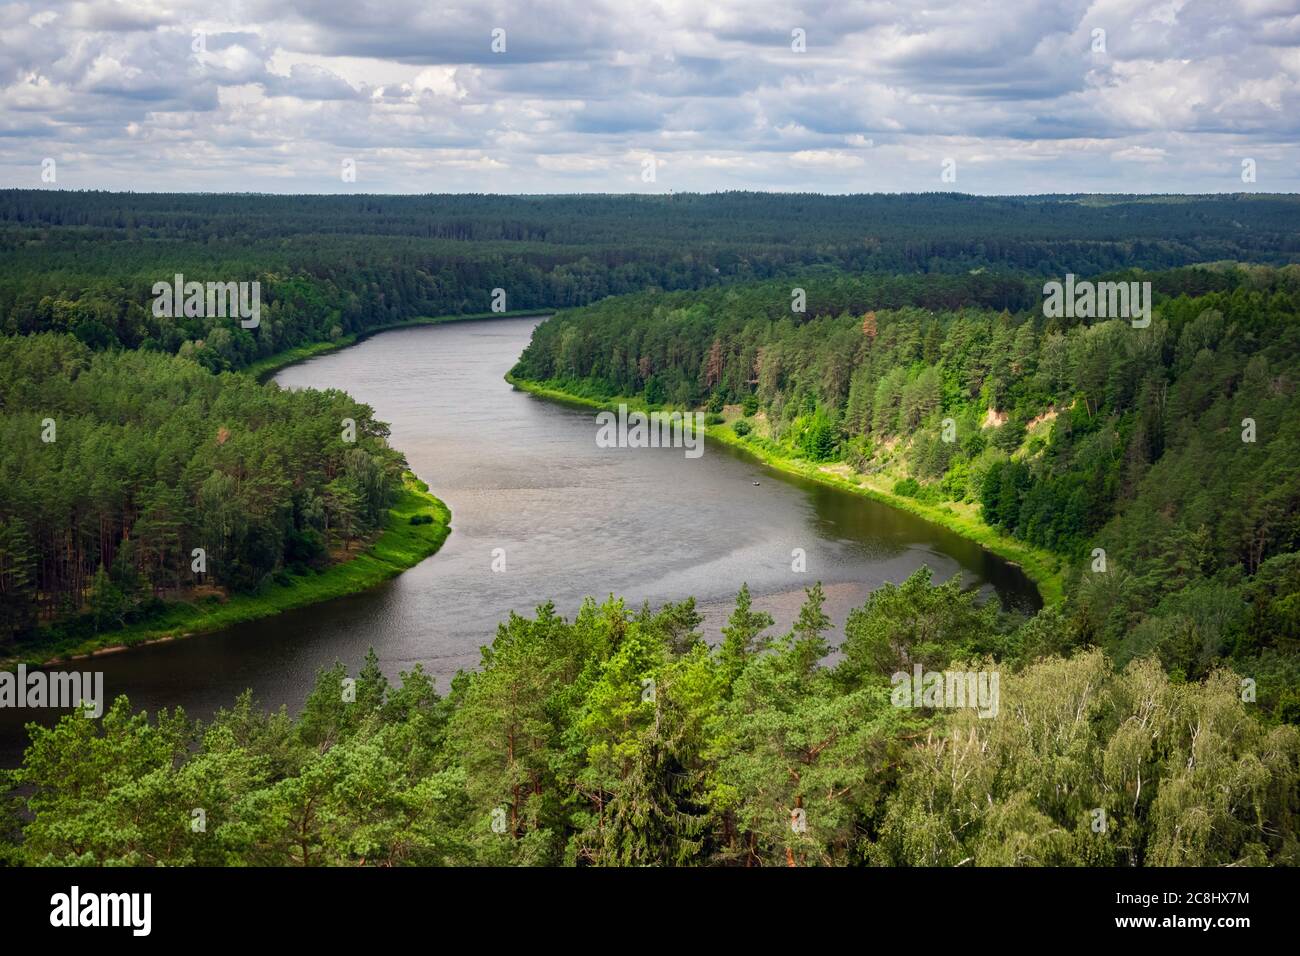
[2,0,1298,194]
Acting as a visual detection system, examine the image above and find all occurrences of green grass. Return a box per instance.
[6,475,451,668]
[246,309,552,382]
[507,375,1065,606]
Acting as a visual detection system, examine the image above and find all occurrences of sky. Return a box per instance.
[2,0,1298,194]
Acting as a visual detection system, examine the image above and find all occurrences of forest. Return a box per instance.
[2,576,1296,866]
[3,191,1300,376]
[510,265,1300,721]
[0,334,408,651]
[1,192,1298,866]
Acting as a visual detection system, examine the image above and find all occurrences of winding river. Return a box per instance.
[0,316,1039,765]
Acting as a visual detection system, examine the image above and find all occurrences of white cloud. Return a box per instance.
[535,154,607,171]
[411,66,469,99]
[0,0,1295,192]
[790,149,864,168]
[1112,145,1167,162]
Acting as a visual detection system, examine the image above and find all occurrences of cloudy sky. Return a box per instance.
[2,0,1298,194]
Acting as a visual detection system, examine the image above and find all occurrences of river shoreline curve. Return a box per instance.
[2,474,450,670]
[4,310,553,671]
[504,373,1064,606]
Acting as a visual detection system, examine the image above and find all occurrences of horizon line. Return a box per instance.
[4,187,1299,200]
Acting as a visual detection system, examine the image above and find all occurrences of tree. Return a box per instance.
[714,585,903,866]
[839,567,1003,686]
[0,517,36,642]
[718,583,773,692]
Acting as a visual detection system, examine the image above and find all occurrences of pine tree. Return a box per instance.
[718,584,773,692]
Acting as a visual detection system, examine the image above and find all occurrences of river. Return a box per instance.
[0,316,1039,765]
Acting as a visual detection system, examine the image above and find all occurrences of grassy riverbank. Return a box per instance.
[246,309,552,382]
[4,475,450,669]
[506,374,1065,605]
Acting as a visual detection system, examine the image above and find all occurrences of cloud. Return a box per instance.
[1112,144,1167,162]
[262,63,361,100]
[0,0,1295,193]
[789,149,864,168]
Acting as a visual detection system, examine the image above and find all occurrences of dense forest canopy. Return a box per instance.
[7,190,1300,250]
[3,191,1300,374]
[0,334,405,648]
[3,577,1296,866]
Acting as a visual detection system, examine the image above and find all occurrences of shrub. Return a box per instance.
[794,410,838,462]
[940,459,970,500]
[893,477,920,497]
[844,437,875,473]
[993,419,1027,453]
[733,419,752,437]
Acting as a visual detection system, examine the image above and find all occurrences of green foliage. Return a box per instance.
[893,477,920,498]
[793,410,838,462]
[0,334,408,651]
[838,567,1003,685]
[512,263,1300,728]
[6,569,1295,867]
[871,652,1300,866]
[513,266,1300,580]
[4,195,1300,868]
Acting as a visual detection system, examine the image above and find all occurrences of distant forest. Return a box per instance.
[3,190,1299,374]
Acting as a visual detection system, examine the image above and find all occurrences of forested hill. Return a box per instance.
[3,191,1299,375]
[510,264,1300,719]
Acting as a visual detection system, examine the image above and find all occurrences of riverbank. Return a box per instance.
[3,474,451,669]
[245,309,553,382]
[506,374,1065,605]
